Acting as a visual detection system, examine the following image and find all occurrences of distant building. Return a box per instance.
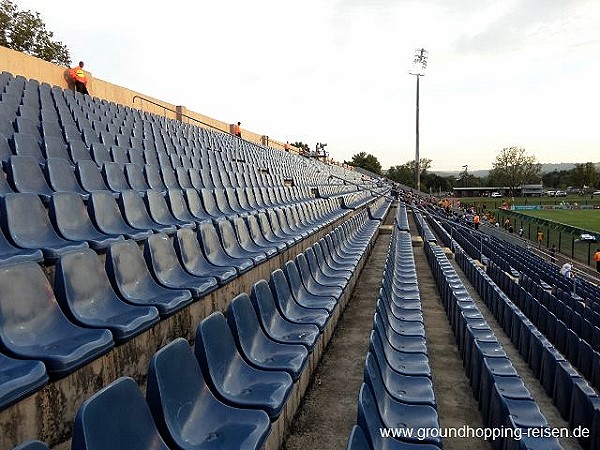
[452,184,543,197]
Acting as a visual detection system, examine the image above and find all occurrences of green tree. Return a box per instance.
[345,152,382,175]
[386,158,432,187]
[570,162,598,191]
[0,0,71,65]
[291,141,310,154]
[541,169,571,189]
[488,146,541,195]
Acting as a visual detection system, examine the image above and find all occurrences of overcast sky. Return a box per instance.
[16,0,600,171]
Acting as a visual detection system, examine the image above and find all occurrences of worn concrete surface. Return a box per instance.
[282,233,391,450]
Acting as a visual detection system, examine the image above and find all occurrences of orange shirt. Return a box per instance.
[71,67,87,84]
[594,251,600,262]
[233,124,240,136]
[473,215,480,224]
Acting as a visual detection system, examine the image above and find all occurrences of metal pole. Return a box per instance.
[415,74,420,192]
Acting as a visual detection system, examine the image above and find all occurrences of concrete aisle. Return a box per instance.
[282,232,391,450]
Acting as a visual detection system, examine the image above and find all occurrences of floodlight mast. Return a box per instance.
[409,48,428,193]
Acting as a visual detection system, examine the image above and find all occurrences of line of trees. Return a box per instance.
[345,145,599,194]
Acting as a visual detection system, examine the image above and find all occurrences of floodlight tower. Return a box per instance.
[409,48,428,192]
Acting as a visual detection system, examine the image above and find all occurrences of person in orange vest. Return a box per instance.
[233,122,241,138]
[594,248,600,273]
[70,61,89,95]
[473,213,480,230]
[284,141,290,152]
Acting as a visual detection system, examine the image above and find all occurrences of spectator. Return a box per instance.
[536,229,544,249]
[560,262,573,279]
[233,122,242,138]
[503,218,510,231]
[70,61,89,95]
[473,213,480,230]
[284,141,290,152]
[518,227,524,238]
[594,248,600,273]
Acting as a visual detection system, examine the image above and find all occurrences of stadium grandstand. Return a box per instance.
[1,46,599,450]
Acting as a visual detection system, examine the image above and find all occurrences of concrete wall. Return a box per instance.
[0,45,299,153]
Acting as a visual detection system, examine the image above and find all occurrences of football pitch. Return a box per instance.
[519,209,600,234]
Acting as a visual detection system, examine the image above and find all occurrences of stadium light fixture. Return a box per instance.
[409,48,428,193]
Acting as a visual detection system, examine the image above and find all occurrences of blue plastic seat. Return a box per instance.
[0,352,48,410]
[49,192,124,250]
[123,163,150,192]
[105,240,193,317]
[44,158,89,199]
[11,440,50,450]
[232,216,278,258]
[194,312,293,419]
[245,214,286,252]
[312,244,353,280]
[143,165,167,192]
[283,260,337,313]
[295,252,344,297]
[346,425,370,450]
[198,189,227,219]
[369,330,431,377]
[88,191,153,241]
[356,384,441,450]
[197,220,253,274]
[304,246,348,285]
[181,188,212,222]
[250,280,320,350]
[147,338,271,450]
[1,192,89,261]
[216,219,266,265]
[166,189,200,225]
[0,262,114,377]
[227,293,308,381]
[117,190,176,235]
[257,212,295,247]
[365,351,435,406]
[102,162,131,193]
[0,218,44,266]
[54,250,159,343]
[174,228,237,285]
[145,190,195,230]
[10,133,44,164]
[269,269,329,331]
[364,361,441,446]
[374,314,427,354]
[71,377,170,450]
[76,160,113,194]
[5,156,54,202]
[144,233,218,298]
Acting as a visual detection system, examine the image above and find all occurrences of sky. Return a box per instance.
[15,0,600,172]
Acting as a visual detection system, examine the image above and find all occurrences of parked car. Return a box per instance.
[555,190,567,197]
[491,192,502,198]
[593,190,600,195]
[546,190,556,197]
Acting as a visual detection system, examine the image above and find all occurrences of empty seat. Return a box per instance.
[49,192,124,250]
[0,262,114,377]
[232,216,278,258]
[0,352,48,410]
[118,190,176,235]
[71,377,170,450]
[216,218,266,265]
[123,163,150,191]
[227,293,308,380]
[1,192,88,261]
[11,441,51,450]
[54,250,159,343]
[269,269,329,331]
[194,312,293,419]
[0,212,44,266]
[197,220,253,274]
[147,338,271,450]
[165,189,200,225]
[10,133,44,164]
[87,191,153,241]
[144,233,218,298]
[145,190,195,230]
[283,260,337,313]
[102,162,131,193]
[5,156,54,202]
[44,158,89,199]
[173,228,237,285]
[76,160,112,194]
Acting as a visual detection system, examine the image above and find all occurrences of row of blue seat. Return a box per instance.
[423,236,560,450]
[455,247,599,450]
[348,223,442,449]
[0,208,375,411]
[0,188,346,265]
[7,207,379,449]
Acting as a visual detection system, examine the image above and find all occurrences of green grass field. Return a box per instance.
[458,195,600,209]
[520,209,600,233]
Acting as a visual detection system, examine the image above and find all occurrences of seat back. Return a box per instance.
[124,163,149,191]
[6,156,53,198]
[71,377,169,450]
[77,160,109,192]
[145,190,175,224]
[102,162,130,192]
[144,233,181,279]
[1,192,61,247]
[45,158,86,195]
[49,192,96,239]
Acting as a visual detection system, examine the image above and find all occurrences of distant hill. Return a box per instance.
[433,162,600,178]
